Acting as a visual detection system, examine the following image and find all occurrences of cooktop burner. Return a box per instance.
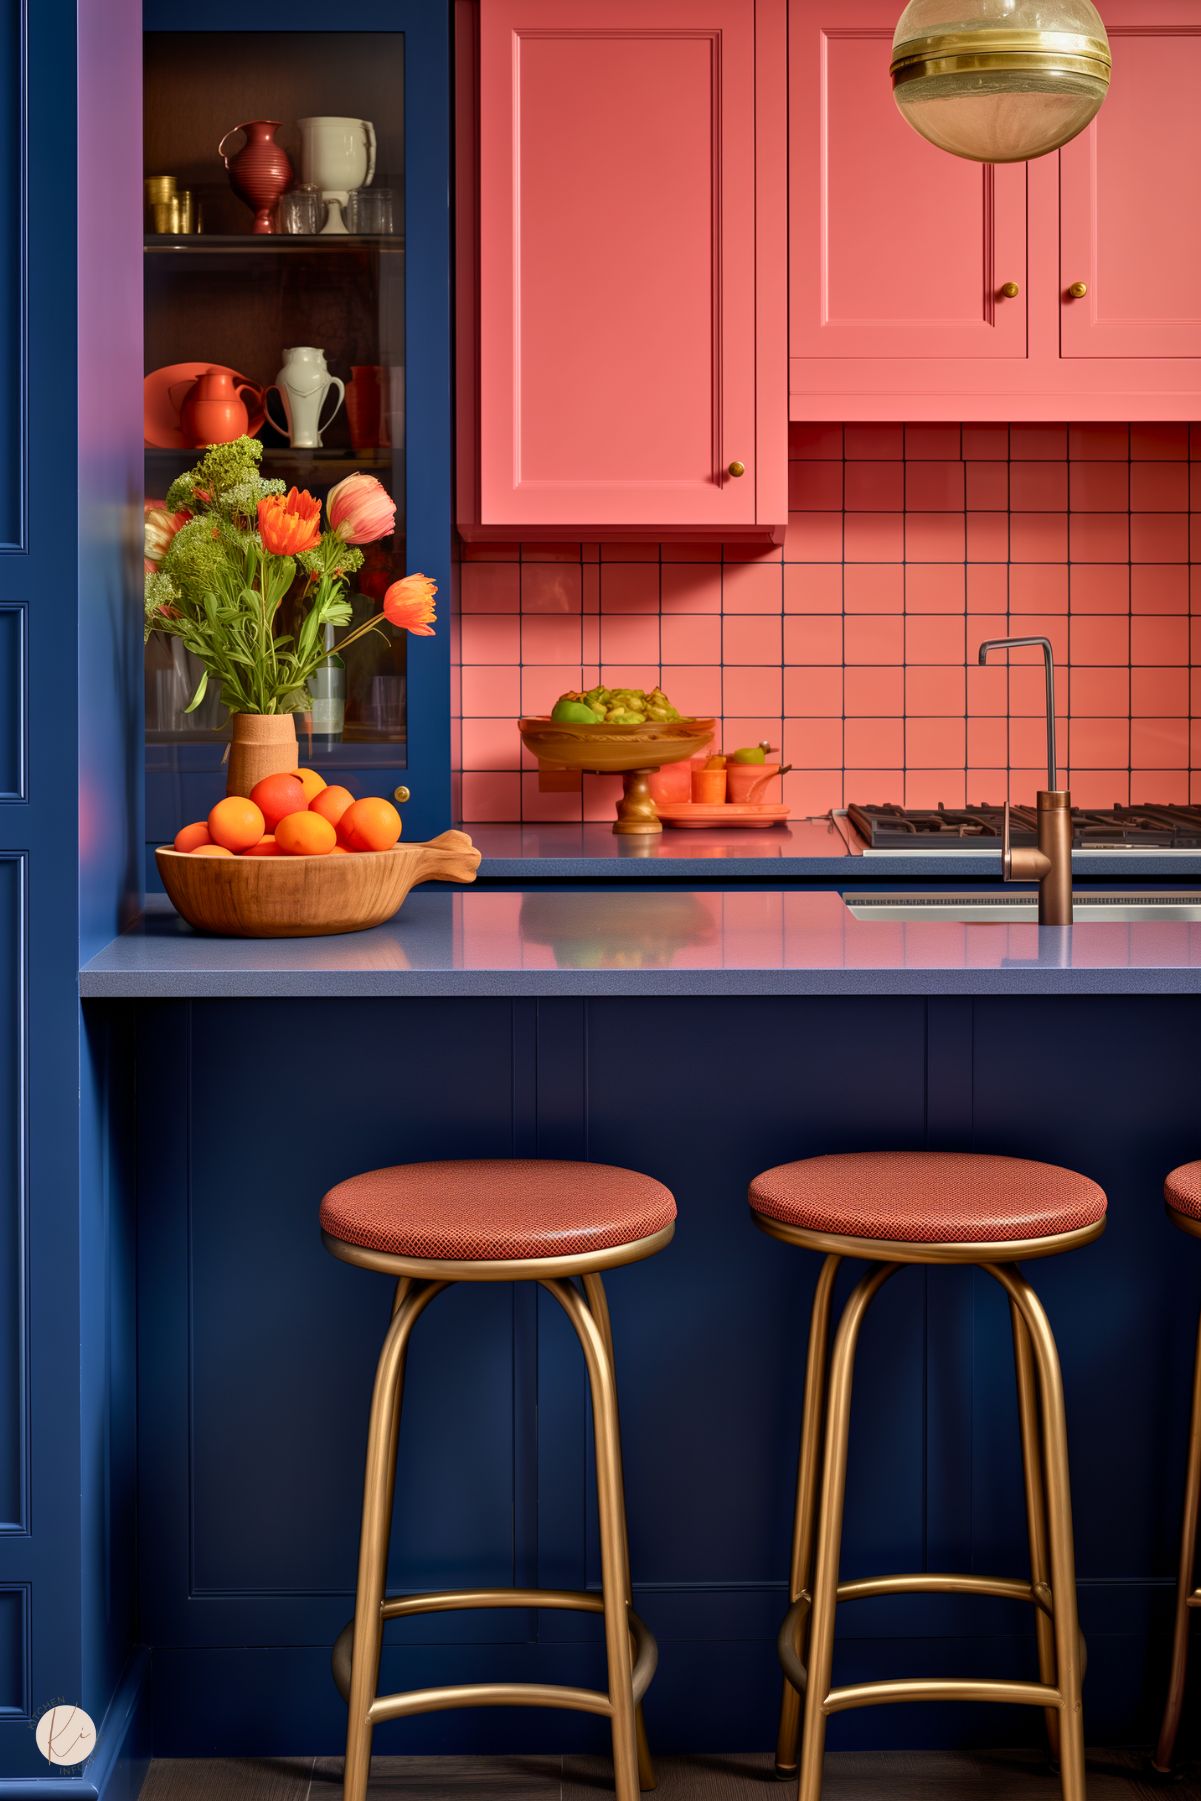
[846,802,1201,851]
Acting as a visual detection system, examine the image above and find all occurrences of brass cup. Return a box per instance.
[151,196,181,235]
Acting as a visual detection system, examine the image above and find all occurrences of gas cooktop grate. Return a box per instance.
[846,802,1201,851]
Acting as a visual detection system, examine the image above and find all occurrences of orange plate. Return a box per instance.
[144,361,266,450]
[656,803,791,830]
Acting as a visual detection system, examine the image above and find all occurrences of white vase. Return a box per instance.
[264,347,346,450]
[297,116,376,234]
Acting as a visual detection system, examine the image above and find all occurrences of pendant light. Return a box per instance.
[890,0,1111,163]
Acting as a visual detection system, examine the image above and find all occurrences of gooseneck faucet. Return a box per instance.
[977,636,1073,925]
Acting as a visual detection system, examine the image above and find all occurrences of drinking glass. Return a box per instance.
[276,185,325,235]
[345,186,396,234]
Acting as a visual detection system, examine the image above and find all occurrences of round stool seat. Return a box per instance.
[1165,1160,1201,1223]
[750,1150,1106,1258]
[321,1157,676,1275]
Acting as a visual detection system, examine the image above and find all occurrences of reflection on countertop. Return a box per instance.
[81,889,1201,998]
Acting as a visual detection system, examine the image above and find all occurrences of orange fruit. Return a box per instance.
[208,795,266,852]
[174,821,211,853]
[275,810,337,856]
[339,796,402,852]
[249,772,308,832]
[310,784,355,827]
[191,842,234,858]
[242,835,280,857]
[294,766,327,803]
[329,845,351,854]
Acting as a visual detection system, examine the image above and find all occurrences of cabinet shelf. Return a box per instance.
[145,234,403,254]
[144,446,397,477]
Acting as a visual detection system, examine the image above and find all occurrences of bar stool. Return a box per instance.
[1152,1158,1201,1776]
[320,1157,675,1801]
[748,1150,1107,1801]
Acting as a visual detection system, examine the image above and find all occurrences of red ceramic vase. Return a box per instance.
[218,120,293,235]
[345,365,383,453]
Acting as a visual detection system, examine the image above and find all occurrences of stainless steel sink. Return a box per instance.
[844,892,1201,923]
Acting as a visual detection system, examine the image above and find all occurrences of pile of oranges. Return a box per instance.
[173,768,403,859]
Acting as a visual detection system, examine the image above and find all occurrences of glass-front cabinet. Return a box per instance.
[142,2,450,866]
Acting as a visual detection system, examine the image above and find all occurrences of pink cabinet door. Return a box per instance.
[1061,8,1201,358]
[476,0,763,530]
[790,0,1027,362]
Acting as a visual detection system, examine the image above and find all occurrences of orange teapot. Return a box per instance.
[177,366,263,448]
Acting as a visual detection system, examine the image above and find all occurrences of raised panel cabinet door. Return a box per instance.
[1061,10,1201,358]
[478,0,758,528]
[790,0,1027,361]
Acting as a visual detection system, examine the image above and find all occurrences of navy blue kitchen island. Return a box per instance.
[72,887,1201,1766]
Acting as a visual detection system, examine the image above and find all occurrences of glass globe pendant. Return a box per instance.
[890,0,1111,163]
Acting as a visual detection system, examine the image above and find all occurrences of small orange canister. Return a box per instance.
[691,764,727,805]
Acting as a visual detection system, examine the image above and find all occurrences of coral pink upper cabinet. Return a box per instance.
[790,0,1027,367]
[1061,6,1201,360]
[788,0,1201,418]
[459,0,787,538]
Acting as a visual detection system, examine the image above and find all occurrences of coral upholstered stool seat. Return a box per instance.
[750,1150,1107,1258]
[1152,1160,1201,1775]
[321,1157,676,1273]
[750,1149,1105,1801]
[321,1158,674,1801]
[1164,1158,1201,1225]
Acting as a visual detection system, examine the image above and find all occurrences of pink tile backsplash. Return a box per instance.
[453,422,1201,820]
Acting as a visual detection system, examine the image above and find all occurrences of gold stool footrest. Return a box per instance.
[777,1575,1081,1704]
[332,1587,658,1715]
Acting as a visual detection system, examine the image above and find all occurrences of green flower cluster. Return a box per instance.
[164,437,277,518]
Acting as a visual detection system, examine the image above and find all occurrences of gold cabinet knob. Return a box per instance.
[727,460,746,478]
[1000,281,1020,299]
[1068,281,1088,299]
[392,785,411,804]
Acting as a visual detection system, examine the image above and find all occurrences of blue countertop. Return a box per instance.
[80,889,1201,997]
[466,818,1201,881]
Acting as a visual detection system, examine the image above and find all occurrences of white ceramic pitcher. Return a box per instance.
[297,116,376,234]
[264,347,345,449]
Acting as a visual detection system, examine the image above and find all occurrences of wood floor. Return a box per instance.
[138,1749,1197,1801]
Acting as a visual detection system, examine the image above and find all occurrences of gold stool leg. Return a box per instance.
[1153,1295,1201,1774]
[343,1280,444,1801]
[547,1279,642,1801]
[583,1273,656,1793]
[797,1265,895,1801]
[1010,1296,1062,1765]
[992,1267,1086,1801]
[776,1255,841,1779]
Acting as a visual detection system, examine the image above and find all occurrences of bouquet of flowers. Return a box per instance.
[143,436,435,718]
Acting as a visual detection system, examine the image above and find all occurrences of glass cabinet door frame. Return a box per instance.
[142,0,452,848]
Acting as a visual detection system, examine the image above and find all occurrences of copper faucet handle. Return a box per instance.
[1001,799,1013,881]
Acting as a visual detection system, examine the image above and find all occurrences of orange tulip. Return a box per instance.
[257,487,322,557]
[382,573,437,637]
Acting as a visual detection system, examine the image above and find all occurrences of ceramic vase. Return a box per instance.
[265,347,345,450]
[178,367,262,447]
[218,121,293,235]
[345,364,383,452]
[226,713,299,798]
[297,116,376,234]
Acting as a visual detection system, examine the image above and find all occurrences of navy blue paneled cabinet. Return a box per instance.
[1,0,144,1793]
[0,2,452,1795]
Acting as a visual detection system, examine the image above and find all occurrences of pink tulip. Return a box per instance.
[144,499,190,573]
[326,472,397,546]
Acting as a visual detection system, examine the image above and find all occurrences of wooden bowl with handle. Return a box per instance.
[155,831,481,939]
